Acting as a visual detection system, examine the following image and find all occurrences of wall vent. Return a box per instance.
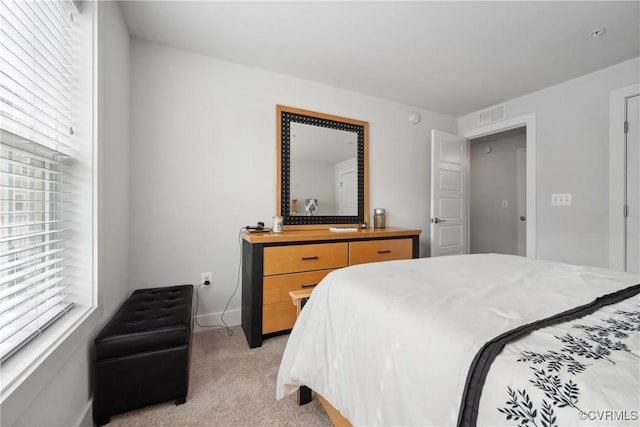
[478,104,506,126]
[478,110,491,125]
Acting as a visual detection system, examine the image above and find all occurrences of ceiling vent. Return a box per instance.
[478,104,506,126]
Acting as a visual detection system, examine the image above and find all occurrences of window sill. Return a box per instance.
[1,305,99,426]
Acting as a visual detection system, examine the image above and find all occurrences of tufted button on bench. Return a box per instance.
[93,285,193,426]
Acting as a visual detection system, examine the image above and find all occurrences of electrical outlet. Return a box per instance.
[201,272,212,285]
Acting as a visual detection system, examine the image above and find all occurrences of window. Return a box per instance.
[0,0,80,364]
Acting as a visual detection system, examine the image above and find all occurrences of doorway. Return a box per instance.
[625,94,639,273]
[469,127,526,255]
[430,114,537,258]
[609,84,639,273]
[461,114,536,257]
[337,168,357,215]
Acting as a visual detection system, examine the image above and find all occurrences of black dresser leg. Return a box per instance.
[297,385,312,405]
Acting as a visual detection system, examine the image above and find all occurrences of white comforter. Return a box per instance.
[276,254,639,426]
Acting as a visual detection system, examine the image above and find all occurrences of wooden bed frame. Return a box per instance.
[317,394,351,427]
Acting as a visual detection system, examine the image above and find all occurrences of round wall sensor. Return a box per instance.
[409,112,421,124]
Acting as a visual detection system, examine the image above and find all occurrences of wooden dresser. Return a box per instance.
[241,227,421,348]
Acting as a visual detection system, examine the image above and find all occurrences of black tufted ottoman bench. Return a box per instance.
[93,285,193,426]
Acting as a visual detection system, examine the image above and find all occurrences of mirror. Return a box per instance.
[277,105,368,228]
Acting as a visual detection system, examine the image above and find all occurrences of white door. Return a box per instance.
[626,94,639,273]
[430,129,468,256]
[516,148,527,256]
[338,169,357,215]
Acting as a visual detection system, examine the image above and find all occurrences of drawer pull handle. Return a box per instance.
[301,256,319,261]
[377,250,392,254]
[301,283,317,289]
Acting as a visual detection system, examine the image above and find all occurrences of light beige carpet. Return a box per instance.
[107,326,332,427]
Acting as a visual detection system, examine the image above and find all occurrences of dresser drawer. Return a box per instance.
[349,238,413,265]
[263,302,297,334]
[263,270,333,305]
[263,242,348,275]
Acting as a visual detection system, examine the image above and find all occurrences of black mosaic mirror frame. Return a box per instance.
[280,111,365,226]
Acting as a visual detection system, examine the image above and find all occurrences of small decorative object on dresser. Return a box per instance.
[304,198,318,216]
[241,227,421,348]
[373,208,386,228]
[272,215,283,233]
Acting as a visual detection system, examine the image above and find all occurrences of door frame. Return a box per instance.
[460,113,537,258]
[516,147,527,256]
[609,83,640,271]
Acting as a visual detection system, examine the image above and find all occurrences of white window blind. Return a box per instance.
[0,0,76,363]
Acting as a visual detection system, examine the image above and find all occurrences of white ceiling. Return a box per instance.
[119,1,640,117]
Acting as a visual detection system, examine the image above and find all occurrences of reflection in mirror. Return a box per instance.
[277,105,368,228]
[290,123,358,216]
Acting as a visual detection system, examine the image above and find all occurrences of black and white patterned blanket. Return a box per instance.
[463,286,640,427]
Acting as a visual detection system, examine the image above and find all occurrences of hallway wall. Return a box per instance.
[470,128,526,255]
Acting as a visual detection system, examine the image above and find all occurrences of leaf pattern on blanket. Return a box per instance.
[498,310,640,427]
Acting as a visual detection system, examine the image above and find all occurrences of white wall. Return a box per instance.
[129,39,457,326]
[12,2,131,425]
[469,129,526,255]
[98,3,132,322]
[459,58,640,267]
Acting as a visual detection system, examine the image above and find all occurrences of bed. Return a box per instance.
[276,254,640,426]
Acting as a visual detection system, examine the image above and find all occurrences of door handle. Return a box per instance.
[430,218,446,224]
[519,216,526,221]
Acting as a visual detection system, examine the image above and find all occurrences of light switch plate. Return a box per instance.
[551,193,572,206]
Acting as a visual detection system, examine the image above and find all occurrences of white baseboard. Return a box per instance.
[194,309,241,333]
[75,398,93,427]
